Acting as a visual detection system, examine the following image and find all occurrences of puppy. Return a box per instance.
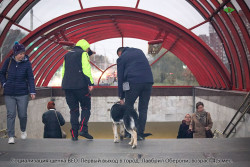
[110,102,138,149]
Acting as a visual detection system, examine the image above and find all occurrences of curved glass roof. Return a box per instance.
[17,0,204,30]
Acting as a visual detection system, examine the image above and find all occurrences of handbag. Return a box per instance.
[205,112,214,138]
[54,110,66,138]
[0,58,12,96]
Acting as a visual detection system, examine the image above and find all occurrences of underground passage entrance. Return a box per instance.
[0,0,250,166]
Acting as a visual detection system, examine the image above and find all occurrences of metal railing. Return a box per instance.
[223,92,250,138]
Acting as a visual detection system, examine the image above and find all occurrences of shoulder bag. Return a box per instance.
[54,110,66,138]
[205,112,214,138]
[0,58,12,96]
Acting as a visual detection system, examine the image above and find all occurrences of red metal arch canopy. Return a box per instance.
[187,0,250,91]
[3,7,231,89]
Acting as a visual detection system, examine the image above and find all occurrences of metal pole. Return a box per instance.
[30,9,33,31]
[122,37,124,47]
[0,45,2,62]
[192,87,196,113]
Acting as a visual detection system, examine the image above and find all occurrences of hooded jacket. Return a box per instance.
[0,55,36,96]
[61,39,94,89]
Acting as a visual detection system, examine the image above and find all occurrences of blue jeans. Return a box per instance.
[5,95,29,137]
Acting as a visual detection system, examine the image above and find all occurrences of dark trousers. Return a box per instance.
[125,83,152,136]
[65,89,91,137]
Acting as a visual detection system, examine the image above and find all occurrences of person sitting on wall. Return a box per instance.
[42,101,65,138]
[177,114,193,138]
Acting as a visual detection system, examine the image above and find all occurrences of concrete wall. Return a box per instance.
[0,96,193,139]
[0,104,7,130]
[0,87,248,139]
[54,96,193,122]
[0,97,51,139]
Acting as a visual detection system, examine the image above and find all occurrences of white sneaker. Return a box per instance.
[21,131,27,139]
[8,137,15,144]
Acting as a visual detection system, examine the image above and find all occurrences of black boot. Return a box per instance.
[124,131,131,139]
[70,109,79,141]
[79,110,93,139]
[70,129,78,141]
[79,132,93,139]
[137,133,145,141]
[137,135,145,141]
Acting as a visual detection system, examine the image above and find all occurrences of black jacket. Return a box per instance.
[42,109,65,138]
[62,46,93,90]
[117,47,154,99]
[177,120,193,139]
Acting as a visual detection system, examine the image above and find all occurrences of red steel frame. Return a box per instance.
[20,7,229,88]
[188,0,249,91]
[0,1,249,91]
[203,0,245,90]
[0,6,231,89]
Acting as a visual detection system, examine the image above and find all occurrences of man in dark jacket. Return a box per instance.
[0,42,36,144]
[62,39,94,141]
[117,47,154,140]
[42,101,65,138]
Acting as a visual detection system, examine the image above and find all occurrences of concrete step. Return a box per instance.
[0,138,250,167]
[62,122,180,139]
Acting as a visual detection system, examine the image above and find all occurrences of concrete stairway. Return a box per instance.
[0,138,250,167]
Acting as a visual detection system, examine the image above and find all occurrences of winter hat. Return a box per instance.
[13,41,25,56]
[47,101,55,110]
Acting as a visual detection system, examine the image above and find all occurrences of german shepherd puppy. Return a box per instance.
[110,102,138,149]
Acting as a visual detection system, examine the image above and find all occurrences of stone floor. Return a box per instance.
[0,138,250,167]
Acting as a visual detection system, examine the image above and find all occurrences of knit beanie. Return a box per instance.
[47,101,55,110]
[13,41,25,56]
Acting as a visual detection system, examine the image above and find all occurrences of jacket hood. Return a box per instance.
[75,39,90,51]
